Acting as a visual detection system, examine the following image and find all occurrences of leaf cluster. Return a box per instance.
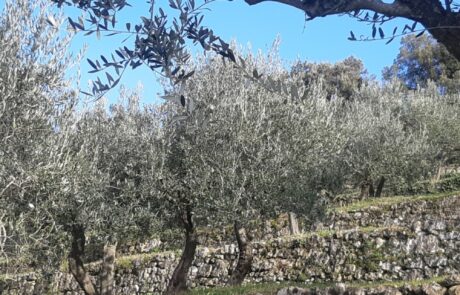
[51,0,235,99]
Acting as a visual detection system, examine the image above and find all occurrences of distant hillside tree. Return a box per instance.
[383,34,460,93]
[339,84,436,198]
[406,84,460,179]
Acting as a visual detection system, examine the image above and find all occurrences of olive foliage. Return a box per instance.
[159,45,336,230]
[0,0,75,267]
[292,56,368,100]
[50,0,235,99]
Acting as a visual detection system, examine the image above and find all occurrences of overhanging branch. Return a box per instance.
[244,0,419,20]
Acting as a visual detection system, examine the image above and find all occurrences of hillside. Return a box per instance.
[2,175,459,295]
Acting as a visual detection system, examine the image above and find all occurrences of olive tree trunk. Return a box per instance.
[227,221,253,286]
[68,224,98,295]
[359,180,374,199]
[165,206,198,295]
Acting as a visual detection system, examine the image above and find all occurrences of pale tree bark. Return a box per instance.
[68,224,98,295]
[359,179,374,199]
[433,164,444,182]
[165,205,198,295]
[100,243,117,295]
[360,176,385,198]
[288,212,300,235]
[244,0,460,62]
[374,176,386,198]
[227,221,253,286]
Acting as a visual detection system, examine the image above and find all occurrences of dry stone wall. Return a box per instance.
[320,195,459,231]
[1,195,459,295]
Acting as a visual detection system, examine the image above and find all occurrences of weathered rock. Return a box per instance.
[440,275,460,288]
[368,286,402,295]
[343,287,366,295]
[420,283,447,295]
[400,284,423,295]
[277,286,312,295]
[448,286,460,295]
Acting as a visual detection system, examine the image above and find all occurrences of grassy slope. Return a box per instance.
[333,190,460,213]
[187,277,446,295]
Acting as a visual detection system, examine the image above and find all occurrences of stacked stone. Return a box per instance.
[276,274,460,295]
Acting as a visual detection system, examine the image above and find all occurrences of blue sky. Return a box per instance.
[3,0,416,104]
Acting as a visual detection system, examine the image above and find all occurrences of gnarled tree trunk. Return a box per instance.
[227,221,253,286]
[359,179,374,199]
[100,243,117,295]
[165,206,198,295]
[68,224,98,295]
[424,15,460,62]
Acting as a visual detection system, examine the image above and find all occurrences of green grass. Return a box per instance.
[187,282,325,295]
[333,190,460,213]
[115,249,180,270]
[269,225,409,246]
[186,277,447,295]
[347,276,446,289]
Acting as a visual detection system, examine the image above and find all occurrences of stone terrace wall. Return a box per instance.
[1,194,459,295]
[321,194,460,231]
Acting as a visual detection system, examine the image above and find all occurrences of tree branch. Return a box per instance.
[444,0,452,12]
[244,0,423,20]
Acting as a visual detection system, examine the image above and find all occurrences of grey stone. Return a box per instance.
[420,283,447,295]
[276,286,312,295]
[441,275,460,288]
[368,286,402,295]
[343,287,366,295]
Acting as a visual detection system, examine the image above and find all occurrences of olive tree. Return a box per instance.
[406,84,460,180]
[339,83,436,197]
[3,85,163,295]
[158,44,349,286]
[0,0,75,271]
[181,51,292,285]
[0,4,163,289]
[59,92,165,295]
[0,3,144,294]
